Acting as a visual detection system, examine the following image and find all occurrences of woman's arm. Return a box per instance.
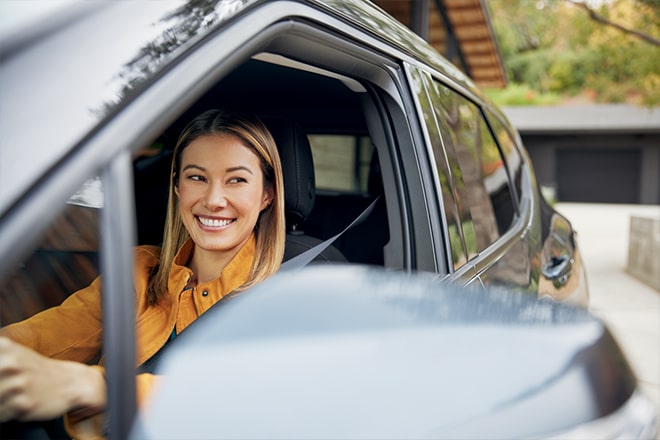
[0,277,105,364]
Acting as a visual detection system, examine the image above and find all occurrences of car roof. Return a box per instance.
[0,0,481,216]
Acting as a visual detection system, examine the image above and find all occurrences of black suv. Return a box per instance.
[0,1,655,438]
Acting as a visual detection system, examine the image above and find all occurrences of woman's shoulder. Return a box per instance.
[135,245,162,269]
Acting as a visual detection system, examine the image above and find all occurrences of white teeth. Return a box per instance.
[198,217,232,227]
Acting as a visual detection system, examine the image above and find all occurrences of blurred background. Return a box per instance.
[374,0,659,205]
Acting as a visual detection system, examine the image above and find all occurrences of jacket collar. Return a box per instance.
[167,234,256,302]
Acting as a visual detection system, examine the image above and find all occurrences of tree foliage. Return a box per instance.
[486,0,660,106]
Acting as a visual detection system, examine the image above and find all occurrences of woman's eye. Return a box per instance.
[228,177,247,184]
[187,175,205,182]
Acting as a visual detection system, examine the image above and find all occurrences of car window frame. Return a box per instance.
[483,107,524,210]
[430,86,517,250]
[254,14,437,272]
[404,63,478,282]
[407,62,539,286]
[99,153,137,440]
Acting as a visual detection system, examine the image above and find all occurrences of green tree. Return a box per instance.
[486,0,660,106]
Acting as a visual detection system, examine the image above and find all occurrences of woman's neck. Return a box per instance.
[188,248,238,285]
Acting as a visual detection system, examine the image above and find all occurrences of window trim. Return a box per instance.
[260,20,421,271]
[404,63,470,278]
[482,108,524,211]
[100,152,137,439]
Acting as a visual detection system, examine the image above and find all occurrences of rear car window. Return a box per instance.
[484,109,523,205]
[428,81,516,255]
[308,134,373,193]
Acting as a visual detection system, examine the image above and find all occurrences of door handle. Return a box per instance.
[541,254,574,287]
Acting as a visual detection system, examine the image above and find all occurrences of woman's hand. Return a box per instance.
[0,336,106,422]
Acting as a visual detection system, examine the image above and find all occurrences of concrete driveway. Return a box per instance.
[555,203,660,435]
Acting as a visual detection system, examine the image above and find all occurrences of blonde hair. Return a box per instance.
[146,109,285,305]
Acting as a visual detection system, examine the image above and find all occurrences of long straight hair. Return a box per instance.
[146,109,286,305]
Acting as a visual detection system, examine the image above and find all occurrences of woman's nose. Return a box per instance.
[203,183,227,209]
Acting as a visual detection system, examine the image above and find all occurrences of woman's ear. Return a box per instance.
[261,186,274,211]
[173,172,180,196]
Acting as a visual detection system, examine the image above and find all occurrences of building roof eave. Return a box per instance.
[502,105,660,135]
[375,0,507,89]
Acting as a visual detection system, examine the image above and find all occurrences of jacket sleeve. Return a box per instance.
[63,369,162,439]
[2,245,164,438]
[0,276,104,363]
[0,245,162,363]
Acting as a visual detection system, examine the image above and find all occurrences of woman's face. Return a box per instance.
[176,133,272,258]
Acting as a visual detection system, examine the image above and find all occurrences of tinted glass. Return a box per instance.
[485,109,523,204]
[308,135,373,193]
[429,82,515,254]
[414,76,468,269]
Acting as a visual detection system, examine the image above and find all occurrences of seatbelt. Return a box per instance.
[136,196,381,374]
[280,195,380,271]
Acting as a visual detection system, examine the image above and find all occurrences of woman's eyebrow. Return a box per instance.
[182,164,206,172]
[226,166,254,175]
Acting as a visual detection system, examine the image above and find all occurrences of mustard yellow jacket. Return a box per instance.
[1,235,255,437]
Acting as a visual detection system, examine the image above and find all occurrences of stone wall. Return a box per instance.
[627,215,660,292]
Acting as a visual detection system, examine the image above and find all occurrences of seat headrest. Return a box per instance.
[264,118,315,227]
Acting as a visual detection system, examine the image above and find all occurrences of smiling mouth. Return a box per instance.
[197,216,235,228]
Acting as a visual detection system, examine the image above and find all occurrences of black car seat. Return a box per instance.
[335,150,389,265]
[264,118,347,263]
[134,149,173,246]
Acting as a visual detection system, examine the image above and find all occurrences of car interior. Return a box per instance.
[1,54,394,325]
[134,57,391,263]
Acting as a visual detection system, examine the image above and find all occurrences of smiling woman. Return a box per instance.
[147,110,286,305]
[175,134,273,285]
[2,0,656,438]
[0,109,286,438]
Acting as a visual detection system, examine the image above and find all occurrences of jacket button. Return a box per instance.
[201,290,209,297]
